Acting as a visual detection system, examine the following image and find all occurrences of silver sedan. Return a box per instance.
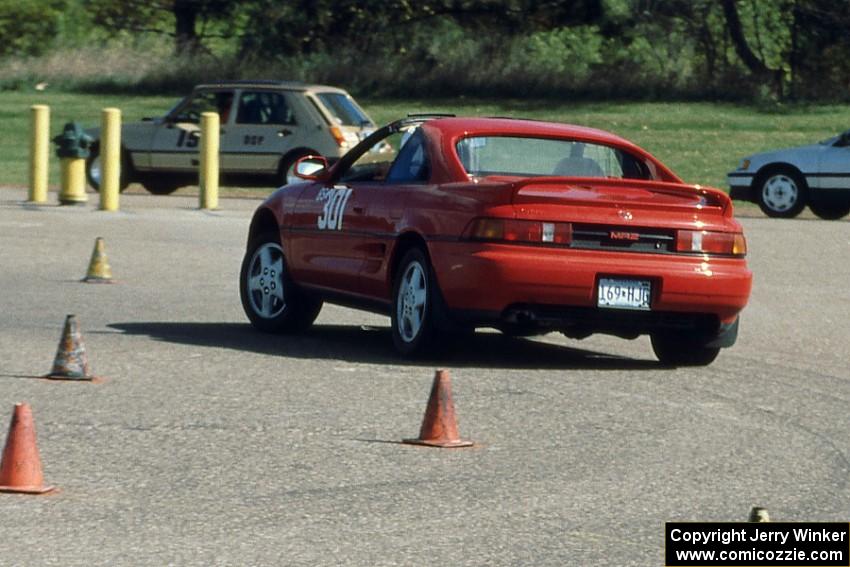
[728,130,850,219]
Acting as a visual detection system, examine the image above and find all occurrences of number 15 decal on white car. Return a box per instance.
[316,186,354,230]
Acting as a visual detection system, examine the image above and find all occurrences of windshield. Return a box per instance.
[316,92,370,126]
[821,129,850,146]
[456,136,653,180]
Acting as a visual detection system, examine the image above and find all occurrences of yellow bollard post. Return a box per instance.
[100,108,121,211]
[199,112,219,210]
[58,158,87,205]
[28,105,49,203]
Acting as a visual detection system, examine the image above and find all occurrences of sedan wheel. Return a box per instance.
[809,194,850,220]
[757,170,807,218]
[239,232,322,333]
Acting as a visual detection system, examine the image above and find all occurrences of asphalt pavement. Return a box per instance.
[0,188,848,566]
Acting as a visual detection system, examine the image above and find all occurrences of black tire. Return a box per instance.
[755,166,807,218]
[391,248,442,356]
[239,231,322,333]
[85,144,132,193]
[141,177,182,195]
[809,194,850,220]
[650,333,721,367]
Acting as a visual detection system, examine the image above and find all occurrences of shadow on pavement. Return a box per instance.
[108,321,661,371]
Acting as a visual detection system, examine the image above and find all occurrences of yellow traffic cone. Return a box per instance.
[82,237,115,283]
[44,314,101,382]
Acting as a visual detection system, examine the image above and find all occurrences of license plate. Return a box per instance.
[597,278,651,310]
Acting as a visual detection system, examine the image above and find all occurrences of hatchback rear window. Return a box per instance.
[316,93,370,126]
[455,136,652,180]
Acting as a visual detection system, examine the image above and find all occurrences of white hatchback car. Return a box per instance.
[85,81,376,194]
[728,130,850,219]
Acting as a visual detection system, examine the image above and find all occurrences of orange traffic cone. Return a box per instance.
[82,237,115,283]
[44,314,100,382]
[404,369,473,448]
[0,404,55,494]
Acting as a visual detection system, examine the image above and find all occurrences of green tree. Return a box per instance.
[0,0,66,56]
[83,0,240,54]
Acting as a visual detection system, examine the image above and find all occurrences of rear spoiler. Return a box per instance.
[507,176,734,217]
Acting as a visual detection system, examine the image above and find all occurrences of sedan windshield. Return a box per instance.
[456,136,653,180]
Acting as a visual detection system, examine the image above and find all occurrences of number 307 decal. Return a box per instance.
[316,186,353,230]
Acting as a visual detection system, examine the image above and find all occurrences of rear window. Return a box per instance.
[455,136,653,180]
[315,92,370,126]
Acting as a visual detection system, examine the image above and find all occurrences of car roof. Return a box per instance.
[423,116,635,147]
[193,80,349,94]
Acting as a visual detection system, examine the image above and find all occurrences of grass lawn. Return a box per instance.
[2,89,848,196]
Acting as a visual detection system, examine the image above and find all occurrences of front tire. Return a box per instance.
[239,231,322,333]
[756,167,807,218]
[85,144,131,192]
[391,248,440,356]
[650,333,720,367]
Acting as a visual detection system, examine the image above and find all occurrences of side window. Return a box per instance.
[236,92,295,125]
[386,129,430,183]
[173,91,233,124]
[339,131,402,183]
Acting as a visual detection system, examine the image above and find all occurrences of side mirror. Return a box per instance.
[294,155,329,180]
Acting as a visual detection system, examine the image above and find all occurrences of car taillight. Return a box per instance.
[676,230,747,256]
[466,218,572,245]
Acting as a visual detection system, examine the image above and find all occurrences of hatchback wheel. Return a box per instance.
[239,231,322,332]
[85,144,131,192]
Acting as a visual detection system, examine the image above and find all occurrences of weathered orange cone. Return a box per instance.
[0,404,55,494]
[404,369,473,448]
[82,237,115,283]
[44,314,99,381]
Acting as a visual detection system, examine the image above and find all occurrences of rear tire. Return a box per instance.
[650,333,720,367]
[141,177,182,195]
[809,194,850,220]
[756,167,807,218]
[391,248,441,357]
[239,231,322,333]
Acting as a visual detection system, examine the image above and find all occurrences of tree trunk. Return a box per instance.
[720,0,783,97]
[173,0,199,54]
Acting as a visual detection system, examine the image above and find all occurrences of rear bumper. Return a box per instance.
[429,241,752,338]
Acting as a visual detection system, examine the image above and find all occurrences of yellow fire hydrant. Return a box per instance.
[53,122,93,205]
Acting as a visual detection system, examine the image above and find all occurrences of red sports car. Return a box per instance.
[240,116,752,365]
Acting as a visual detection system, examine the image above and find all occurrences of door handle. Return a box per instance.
[191,159,199,166]
[278,128,293,137]
[353,206,366,214]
